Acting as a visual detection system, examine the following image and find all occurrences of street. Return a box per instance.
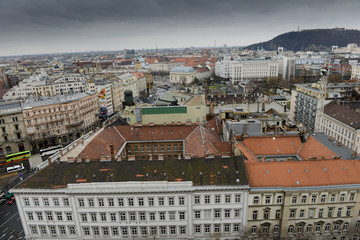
[0,201,24,239]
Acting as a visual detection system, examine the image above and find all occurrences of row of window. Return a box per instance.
[194,194,242,204]
[128,144,182,152]
[30,225,76,236]
[252,206,357,220]
[24,197,69,207]
[27,211,73,222]
[79,211,187,222]
[251,221,356,235]
[252,192,356,205]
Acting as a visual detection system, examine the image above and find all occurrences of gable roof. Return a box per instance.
[324,101,360,129]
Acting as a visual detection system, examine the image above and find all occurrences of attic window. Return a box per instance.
[323,168,327,172]
[266,170,269,174]
[288,170,291,173]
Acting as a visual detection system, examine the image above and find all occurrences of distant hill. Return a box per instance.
[246,28,360,52]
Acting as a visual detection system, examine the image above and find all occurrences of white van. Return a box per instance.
[6,164,25,173]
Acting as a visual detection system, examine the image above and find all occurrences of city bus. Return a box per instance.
[5,150,31,162]
[40,145,63,158]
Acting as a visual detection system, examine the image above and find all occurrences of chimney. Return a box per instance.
[110,144,115,160]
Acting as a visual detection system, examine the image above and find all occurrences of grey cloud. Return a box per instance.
[0,0,359,56]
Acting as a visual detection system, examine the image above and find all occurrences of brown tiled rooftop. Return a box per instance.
[16,156,248,189]
[246,159,360,188]
[324,101,360,129]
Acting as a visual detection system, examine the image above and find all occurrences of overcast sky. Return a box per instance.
[0,0,359,56]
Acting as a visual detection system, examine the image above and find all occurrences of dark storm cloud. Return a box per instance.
[0,0,359,56]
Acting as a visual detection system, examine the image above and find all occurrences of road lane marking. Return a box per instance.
[3,228,8,233]
[4,212,9,217]
[16,217,20,221]
[0,212,19,228]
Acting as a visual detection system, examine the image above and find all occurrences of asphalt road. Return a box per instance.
[0,201,24,239]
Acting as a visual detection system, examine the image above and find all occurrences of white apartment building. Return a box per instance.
[351,63,360,79]
[4,72,50,100]
[215,58,279,84]
[12,157,249,239]
[3,73,88,100]
[118,73,139,98]
[316,101,360,152]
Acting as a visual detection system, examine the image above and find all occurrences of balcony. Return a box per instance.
[66,120,84,128]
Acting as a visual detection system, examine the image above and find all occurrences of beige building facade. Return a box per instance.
[22,93,99,151]
[0,101,31,157]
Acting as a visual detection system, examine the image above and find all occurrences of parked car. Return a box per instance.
[7,197,15,205]
[6,192,14,199]
[0,198,5,205]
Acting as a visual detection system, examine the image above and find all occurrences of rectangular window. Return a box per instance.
[330,194,336,202]
[53,198,59,206]
[129,212,136,221]
[253,196,259,204]
[78,198,84,207]
[253,211,258,220]
[98,198,104,206]
[139,212,146,221]
[168,197,174,206]
[33,198,39,206]
[274,225,279,233]
[169,211,175,220]
[180,226,186,235]
[65,212,72,221]
[112,227,119,236]
[265,196,271,204]
[30,226,38,234]
[235,194,241,203]
[309,209,315,218]
[81,213,87,222]
[224,223,230,233]
[311,195,317,203]
[214,224,220,233]
[46,212,53,221]
[350,193,355,201]
[340,193,345,202]
[128,198,134,206]
[159,212,165,220]
[179,196,185,205]
[39,226,47,235]
[195,210,201,219]
[337,208,342,217]
[194,196,200,204]
[276,195,282,204]
[158,197,164,206]
[160,226,166,235]
[215,195,221,203]
[56,212,63,221]
[63,198,69,206]
[118,198,124,206]
[120,212,126,221]
[215,209,221,218]
[347,207,352,216]
[148,197,154,206]
[205,195,210,204]
[108,198,114,206]
[264,210,269,219]
[328,208,333,217]
[301,195,307,203]
[194,225,201,234]
[292,196,297,204]
[179,211,185,220]
[69,226,76,235]
[204,209,211,219]
[121,227,128,236]
[290,209,295,218]
[36,212,43,220]
[90,213,97,222]
[102,227,109,236]
[321,194,326,203]
[24,198,30,206]
[275,210,281,219]
[92,227,100,236]
[299,209,305,218]
[319,209,324,218]
[234,209,241,217]
[225,194,231,203]
[27,212,34,220]
[149,212,155,221]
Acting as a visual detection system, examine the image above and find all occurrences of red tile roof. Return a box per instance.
[133,71,145,79]
[298,135,338,160]
[246,159,360,188]
[79,124,230,159]
[239,135,302,157]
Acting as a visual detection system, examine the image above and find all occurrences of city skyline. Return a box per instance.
[0,0,360,56]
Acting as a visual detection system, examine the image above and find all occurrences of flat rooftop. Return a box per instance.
[16,156,248,189]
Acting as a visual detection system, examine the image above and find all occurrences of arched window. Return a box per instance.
[288,225,294,233]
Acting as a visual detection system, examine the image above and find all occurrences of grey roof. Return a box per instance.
[309,132,360,160]
[170,67,196,73]
[22,92,95,109]
[0,101,22,114]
